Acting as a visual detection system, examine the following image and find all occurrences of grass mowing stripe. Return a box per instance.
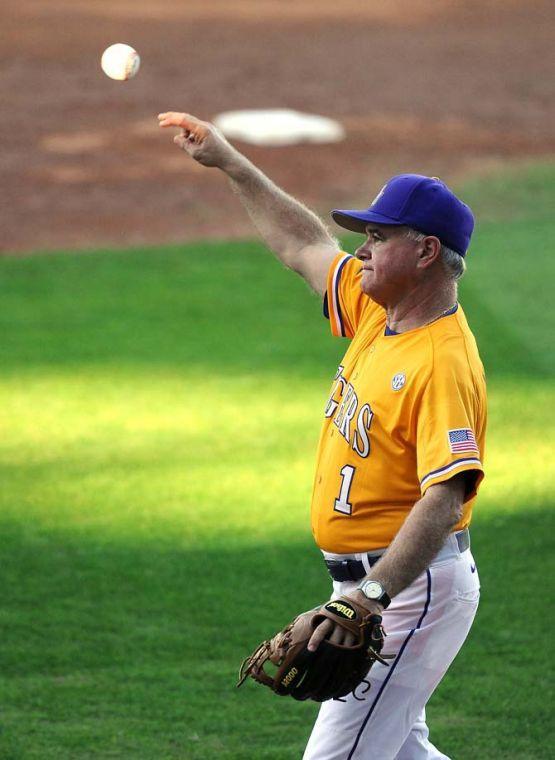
[0,163,554,758]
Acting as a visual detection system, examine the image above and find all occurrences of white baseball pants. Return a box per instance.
[303,534,480,760]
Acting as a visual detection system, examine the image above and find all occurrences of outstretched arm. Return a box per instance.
[158,112,339,295]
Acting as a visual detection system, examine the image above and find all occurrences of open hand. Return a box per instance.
[307,592,384,652]
[158,111,238,169]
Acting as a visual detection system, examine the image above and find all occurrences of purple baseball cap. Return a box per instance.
[331,174,475,256]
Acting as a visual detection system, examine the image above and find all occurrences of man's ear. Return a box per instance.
[417,236,442,269]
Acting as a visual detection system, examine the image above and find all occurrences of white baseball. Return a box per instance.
[101,43,140,81]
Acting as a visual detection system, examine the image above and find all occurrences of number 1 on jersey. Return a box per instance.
[334,465,356,515]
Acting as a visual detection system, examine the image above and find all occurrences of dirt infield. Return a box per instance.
[2,0,554,253]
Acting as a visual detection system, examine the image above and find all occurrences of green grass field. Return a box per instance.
[1,164,554,759]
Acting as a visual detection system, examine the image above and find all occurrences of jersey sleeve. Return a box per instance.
[416,356,486,501]
[323,253,377,338]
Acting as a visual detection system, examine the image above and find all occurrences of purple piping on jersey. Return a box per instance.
[346,569,432,760]
[420,458,481,489]
[333,255,352,337]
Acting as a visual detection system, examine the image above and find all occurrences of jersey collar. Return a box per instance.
[384,303,458,336]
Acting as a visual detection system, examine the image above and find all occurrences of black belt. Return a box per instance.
[324,528,470,583]
[324,553,383,583]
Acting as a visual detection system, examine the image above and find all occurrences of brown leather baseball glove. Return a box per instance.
[236,596,392,702]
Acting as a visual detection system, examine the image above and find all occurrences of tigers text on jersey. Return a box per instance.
[311,253,487,553]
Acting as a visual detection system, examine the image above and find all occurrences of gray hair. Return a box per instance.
[404,228,466,281]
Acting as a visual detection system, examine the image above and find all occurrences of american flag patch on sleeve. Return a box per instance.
[448,428,479,454]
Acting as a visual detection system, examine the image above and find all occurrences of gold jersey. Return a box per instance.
[311,253,487,553]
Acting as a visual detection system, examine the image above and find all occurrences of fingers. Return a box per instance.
[308,620,332,652]
[158,111,192,128]
[159,112,212,155]
[173,133,187,149]
[307,621,356,651]
[329,627,356,647]
[346,631,356,646]
[158,112,208,137]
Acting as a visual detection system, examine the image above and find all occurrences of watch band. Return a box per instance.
[357,580,391,609]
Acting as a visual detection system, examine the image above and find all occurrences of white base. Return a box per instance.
[213,109,345,146]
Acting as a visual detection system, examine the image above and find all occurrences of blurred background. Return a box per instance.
[2,0,554,252]
[1,1,554,758]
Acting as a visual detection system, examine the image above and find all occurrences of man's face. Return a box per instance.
[355,224,422,305]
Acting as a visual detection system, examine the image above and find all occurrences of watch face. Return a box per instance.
[363,581,383,599]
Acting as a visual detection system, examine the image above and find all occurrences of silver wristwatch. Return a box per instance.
[357,580,391,609]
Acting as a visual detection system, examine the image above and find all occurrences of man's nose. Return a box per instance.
[356,242,372,260]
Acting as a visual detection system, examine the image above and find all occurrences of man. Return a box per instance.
[159,112,485,759]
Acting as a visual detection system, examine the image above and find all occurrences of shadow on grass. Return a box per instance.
[4,237,552,382]
[0,244,344,380]
[458,285,552,378]
[0,503,553,758]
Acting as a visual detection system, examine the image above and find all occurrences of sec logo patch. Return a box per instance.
[391,372,406,391]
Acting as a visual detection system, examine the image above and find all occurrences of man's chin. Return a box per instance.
[360,278,377,297]
[360,280,387,307]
